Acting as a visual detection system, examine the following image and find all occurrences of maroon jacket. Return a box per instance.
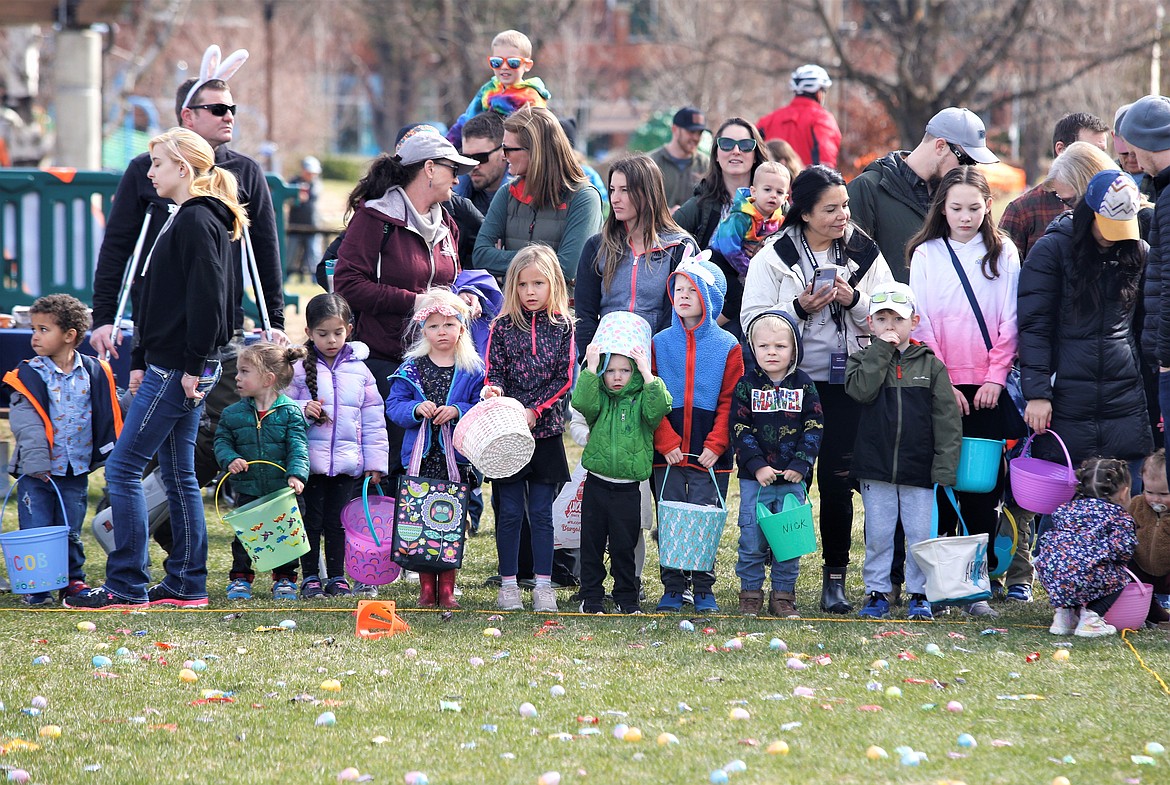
[334,188,460,362]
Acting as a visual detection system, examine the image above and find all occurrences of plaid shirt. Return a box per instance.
[999,184,1066,261]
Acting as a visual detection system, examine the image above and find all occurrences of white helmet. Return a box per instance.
[790,64,832,94]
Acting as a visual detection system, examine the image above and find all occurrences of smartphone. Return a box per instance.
[812,266,838,292]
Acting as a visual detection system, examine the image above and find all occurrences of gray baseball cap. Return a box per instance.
[925,107,999,165]
[396,126,479,175]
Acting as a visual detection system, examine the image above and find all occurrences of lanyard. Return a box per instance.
[798,231,845,336]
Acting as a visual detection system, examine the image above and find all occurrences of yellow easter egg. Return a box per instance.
[1052,649,1070,662]
[37,725,61,739]
[178,668,198,683]
[623,727,643,742]
[76,621,96,632]
[1052,778,1071,785]
[320,679,342,692]
[767,740,789,755]
[866,745,888,760]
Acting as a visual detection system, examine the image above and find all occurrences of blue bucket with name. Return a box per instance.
[0,477,70,594]
[954,437,1004,494]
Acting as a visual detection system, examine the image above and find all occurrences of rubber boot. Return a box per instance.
[437,569,460,609]
[418,572,438,608]
[820,566,853,614]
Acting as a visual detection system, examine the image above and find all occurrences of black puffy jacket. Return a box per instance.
[1143,166,1170,367]
[1017,215,1153,463]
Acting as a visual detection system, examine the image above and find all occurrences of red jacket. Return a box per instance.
[757,96,841,169]
[334,189,460,362]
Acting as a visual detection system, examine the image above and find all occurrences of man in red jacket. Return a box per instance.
[757,64,841,170]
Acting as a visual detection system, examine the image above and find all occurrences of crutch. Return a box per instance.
[106,208,156,360]
[241,225,274,341]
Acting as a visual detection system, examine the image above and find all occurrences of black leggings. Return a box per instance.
[815,384,860,569]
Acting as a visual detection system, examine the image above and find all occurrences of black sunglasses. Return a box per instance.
[433,161,460,175]
[501,145,528,156]
[189,103,237,117]
[716,137,758,153]
[947,142,977,167]
[466,144,503,164]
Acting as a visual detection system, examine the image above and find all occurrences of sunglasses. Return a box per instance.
[488,56,533,70]
[189,103,236,117]
[716,137,758,153]
[871,291,913,305]
[433,161,460,175]
[466,144,503,164]
[947,142,977,167]
[1055,193,1076,209]
[501,145,528,156]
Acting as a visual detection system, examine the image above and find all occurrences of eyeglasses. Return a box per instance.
[189,103,236,117]
[466,144,503,164]
[716,137,758,153]
[501,145,528,157]
[1054,192,1076,209]
[871,291,913,305]
[433,161,460,175]
[488,56,533,70]
[947,142,977,167]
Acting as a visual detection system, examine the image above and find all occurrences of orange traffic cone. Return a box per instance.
[355,600,410,640]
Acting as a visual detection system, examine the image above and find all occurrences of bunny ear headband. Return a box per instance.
[181,44,249,110]
[676,246,715,286]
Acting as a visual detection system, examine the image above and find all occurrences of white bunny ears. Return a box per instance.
[181,45,249,110]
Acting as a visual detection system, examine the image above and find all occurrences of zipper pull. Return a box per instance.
[896,363,903,380]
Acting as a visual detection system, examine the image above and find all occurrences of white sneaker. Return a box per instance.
[1074,609,1117,638]
[497,584,524,611]
[1049,607,1078,635]
[533,586,558,613]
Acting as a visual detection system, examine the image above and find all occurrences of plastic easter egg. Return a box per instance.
[957,733,977,748]
[657,732,679,746]
[519,702,538,718]
[191,659,208,672]
[469,657,485,667]
[899,751,923,766]
[404,648,418,658]
[769,638,787,651]
[483,627,502,637]
[786,657,808,670]
[623,727,643,742]
[278,619,296,630]
[538,772,561,785]
[32,656,50,665]
[30,696,47,710]
[793,686,815,698]
[1147,741,1166,756]
[723,638,743,650]
[178,668,198,683]
[709,770,729,785]
[767,740,789,755]
[315,711,336,727]
[945,700,964,713]
[320,679,342,692]
[1051,778,1071,785]
[866,745,888,760]
[114,647,131,658]
[7,770,29,783]
[76,621,96,632]
[92,655,112,669]
[728,707,750,721]
[924,643,942,656]
[870,659,889,670]
[404,772,429,785]
[724,759,747,773]
[679,620,695,632]
[612,723,629,739]
[337,768,361,781]
[38,725,61,738]
[885,686,902,698]
[1052,649,1070,662]
[549,685,566,698]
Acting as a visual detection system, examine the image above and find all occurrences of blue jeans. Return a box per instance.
[104,364,211,601]
[736,478,802,592]
[495,479,556,577]
[17,473,89,582]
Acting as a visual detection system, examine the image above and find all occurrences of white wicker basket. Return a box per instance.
[453,396,536,478]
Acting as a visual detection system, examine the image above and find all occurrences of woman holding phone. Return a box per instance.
[740,164,894,615]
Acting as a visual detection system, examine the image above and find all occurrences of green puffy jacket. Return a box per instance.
[571,366,672,482]
[214,394,310,497]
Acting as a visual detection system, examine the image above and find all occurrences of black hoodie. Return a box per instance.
[131,196,237,376]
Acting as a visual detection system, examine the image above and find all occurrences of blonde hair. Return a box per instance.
[404,288,483,373]
[1142,449,1166,479]
[492,29,532,58]
[1043,141,1116,204]
[504,106,588,211]
[238,342,308,392]
[496,245,572,330]
[747,314,791,344]
[765,139,803,183]
[752,160,791,187]
[148,127,249,240]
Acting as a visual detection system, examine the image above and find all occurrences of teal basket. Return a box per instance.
[954,437,1004,493]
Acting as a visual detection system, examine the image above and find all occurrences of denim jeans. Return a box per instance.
[495,479,556,577]
[17,473,89,582]
[736,478,802,592]
[104,364,213,602]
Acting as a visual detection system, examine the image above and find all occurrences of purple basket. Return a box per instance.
[341,478,401,586]
[1008,430,1076,514]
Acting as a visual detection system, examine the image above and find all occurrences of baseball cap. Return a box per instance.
[672,107,707,132]
[790,64,832,94]
[868,281,916,319]
[395,125,478,175]
[301,155,322,174]
[925,107,999,165]
[1084,169,1140,242]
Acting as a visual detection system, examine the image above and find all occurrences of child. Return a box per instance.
[287,293,389,600]
[214,343,311,600]
[1038,458,1137,638]
[4,294,122,605]
[652,255,745,613]
[906,166,1022,615]
[572,342,671,614]
[711,161,790,278]
[732,310,823,618]
[845,281,962,621]
[446,29,551,150]
[1125,450,1170,628]
[387,289,486,609]
[483,245,575,613]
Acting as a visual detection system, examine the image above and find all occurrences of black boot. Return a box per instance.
[820,566,853,614]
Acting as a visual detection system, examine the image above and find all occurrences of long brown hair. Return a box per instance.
[906,166,1004,280]
[504,105,588,211]
[596,154,684,292]
[693,117,769,208]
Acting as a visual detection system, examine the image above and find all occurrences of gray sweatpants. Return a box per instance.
[860,479,933,596]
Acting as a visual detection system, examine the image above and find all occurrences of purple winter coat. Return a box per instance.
[288,341,389,477]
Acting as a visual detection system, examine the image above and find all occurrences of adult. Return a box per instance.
[1000,112,1110,260]
[1115,103,1157,201]
[454,111,508,215]
[1018,170,1152,471]
[1043,141,1118,210]
[648,106,710,210]
[675,117,769,335]
[741,165,894,613]
[286,155,323,283]
[66,128,247,609]
[575,154,697,359]
[848,107,998,283]
[473,105,603,285]
[757,64,841,169]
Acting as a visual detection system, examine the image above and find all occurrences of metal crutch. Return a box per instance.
[106,208,156,361]
[241,225,274,341]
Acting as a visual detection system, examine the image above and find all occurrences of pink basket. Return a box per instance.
[452,396,535,478]
[1104,567,1154,632]
[1008,430,1077,514]
[340,477,401,586]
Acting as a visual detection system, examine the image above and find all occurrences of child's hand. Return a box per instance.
[432,405,459,426]
[630,346,653,379]
[697,448,719,468]
[585,343,601,373]
[459,292,483,320]
[879,331,901,345]
[32,472,50,482]
[288,476,304,495]
[781,469,805,484]
[228,458,249,474]
[482,385,503,399]
[973,381,1002,411]
[365,469,383,487]
[755,465,780,486]
[663,448,684,466]
[304,399,324,421]
[953,386,970,416]
[525,408,538,429]
[415,400,437,419]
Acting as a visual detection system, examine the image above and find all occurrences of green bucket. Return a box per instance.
[216,461,310,572]
[757,486,817,563]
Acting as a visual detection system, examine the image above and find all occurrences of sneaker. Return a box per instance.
[226,579,253,600]
[533,586,558,613]
[22,592,54,607]
[579,600,605,615]
[738,590,764,616]
[1006,584,1034,603]
[63,585,146,610]
[352,581,379,598]
[693,592,719,613]
[1074,609,1117,638]
[858,592,891,619]
[964,600,1000,618]
[990,580,1006,601]
[1157,593,1170,611]
[656,592,684,612]
[681,589,695,606]
[58,579,90,601]
[299,576,325,599]
[907,594,934,621]
[1049,607,1078,635]
[272,580,299,601]
[147,584,209,608]
[325,577,353,597]
[767,591,800,619]
[620,605,644,615]
[497,584,524,611]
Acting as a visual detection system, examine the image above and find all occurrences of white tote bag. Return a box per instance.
[552,464,587,549]
[909,485,992,604]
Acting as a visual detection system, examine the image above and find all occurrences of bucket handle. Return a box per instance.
[1,474,69,533]
[214,460,288,523]
[1020,429,1074,472]
[360,475,387,548]
[754,482,807,514]
[931,484,970,539]
[659,454,726,510]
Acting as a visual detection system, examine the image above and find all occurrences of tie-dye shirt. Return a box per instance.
[446,77,552,148]
[28,353,94,475]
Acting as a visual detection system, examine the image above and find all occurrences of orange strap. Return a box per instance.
[2,368,54,451]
